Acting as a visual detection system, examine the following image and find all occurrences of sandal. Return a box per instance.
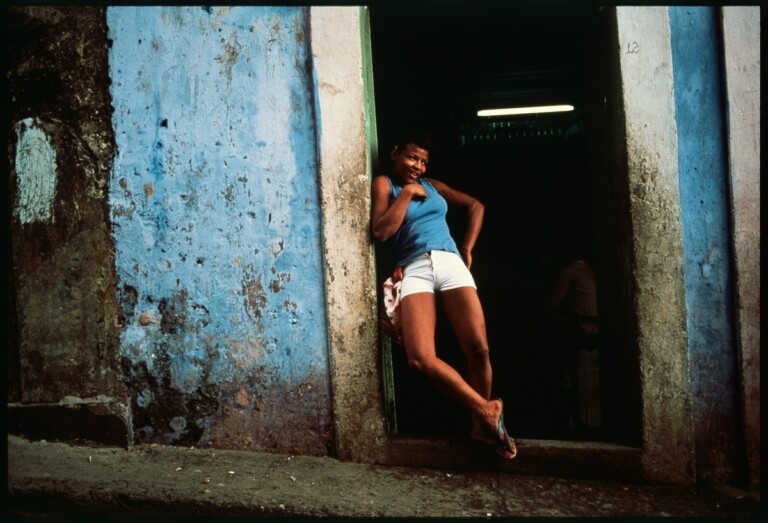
[493,399,517,459]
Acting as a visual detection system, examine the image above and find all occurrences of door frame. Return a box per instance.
[312,6,699,484]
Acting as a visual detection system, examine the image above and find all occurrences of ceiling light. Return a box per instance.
[477,104,574,117]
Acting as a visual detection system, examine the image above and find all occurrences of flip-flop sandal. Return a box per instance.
[493,399,517,459]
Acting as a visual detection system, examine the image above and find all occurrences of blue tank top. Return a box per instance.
[388,177,461,267]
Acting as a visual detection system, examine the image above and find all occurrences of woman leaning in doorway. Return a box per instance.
[370,128,516,460]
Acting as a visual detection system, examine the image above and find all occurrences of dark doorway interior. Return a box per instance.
[370,5,638,444]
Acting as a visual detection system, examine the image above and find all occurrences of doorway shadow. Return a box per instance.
[370,4,634,445]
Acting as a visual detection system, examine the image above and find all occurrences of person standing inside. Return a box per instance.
[370,129,516,459]
[548,255,598,344]
[548,250,601,432]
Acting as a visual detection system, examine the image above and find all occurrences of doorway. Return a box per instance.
[369,5,640,444]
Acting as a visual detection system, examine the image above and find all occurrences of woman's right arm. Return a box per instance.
[370,175,420,243]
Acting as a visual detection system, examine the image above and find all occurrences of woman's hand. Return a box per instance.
[371,175,426,243]
[405,182,427,200]
[430,178,485,270]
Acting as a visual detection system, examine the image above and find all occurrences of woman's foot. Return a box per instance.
[471,398,517,460]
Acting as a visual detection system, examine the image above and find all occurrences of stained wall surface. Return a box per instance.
[107,6,333,455]
[669,6,740,484]
[615,7,695,484]
[7,7,129,442]
[721,6,761,491]
[310,6,387,463]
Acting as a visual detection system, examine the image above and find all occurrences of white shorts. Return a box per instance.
[400,250,477,299]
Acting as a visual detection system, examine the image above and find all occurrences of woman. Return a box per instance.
[370,130,516,460]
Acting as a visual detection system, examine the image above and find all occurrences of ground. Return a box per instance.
[6,435,762,519]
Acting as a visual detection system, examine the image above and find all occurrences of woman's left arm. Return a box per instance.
[429,178,485,269]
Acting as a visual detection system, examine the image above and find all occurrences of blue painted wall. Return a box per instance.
[107,6,333,454]
[670,6,740,481]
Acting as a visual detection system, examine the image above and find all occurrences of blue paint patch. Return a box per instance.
[670,6,739,477]
[107,6,331,447]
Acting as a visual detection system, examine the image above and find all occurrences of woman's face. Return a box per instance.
[391,143,429,185]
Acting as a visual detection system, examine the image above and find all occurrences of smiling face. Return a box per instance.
[391,143,429,185]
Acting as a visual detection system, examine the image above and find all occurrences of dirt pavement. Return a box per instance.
[6,435,761,519]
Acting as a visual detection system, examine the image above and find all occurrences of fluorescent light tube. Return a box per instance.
[477,105,574,117]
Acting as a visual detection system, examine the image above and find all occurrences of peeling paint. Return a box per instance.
[242,269,267,321]
[107,6,332,453]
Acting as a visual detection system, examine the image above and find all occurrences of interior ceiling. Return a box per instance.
[369,4,599,122]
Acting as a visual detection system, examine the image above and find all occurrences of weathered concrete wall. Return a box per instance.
[106,6,333,455]
[6,6,130,443]
[721,6,761,491]
[615,7,695,484]
[669,6,741,484]
[310,6,387,463]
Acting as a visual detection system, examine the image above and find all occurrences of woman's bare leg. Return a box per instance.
[440,286,496,440]
[400,291,512,457]
[441,287,492,394]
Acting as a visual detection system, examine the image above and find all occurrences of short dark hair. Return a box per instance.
[394,128,434,152]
